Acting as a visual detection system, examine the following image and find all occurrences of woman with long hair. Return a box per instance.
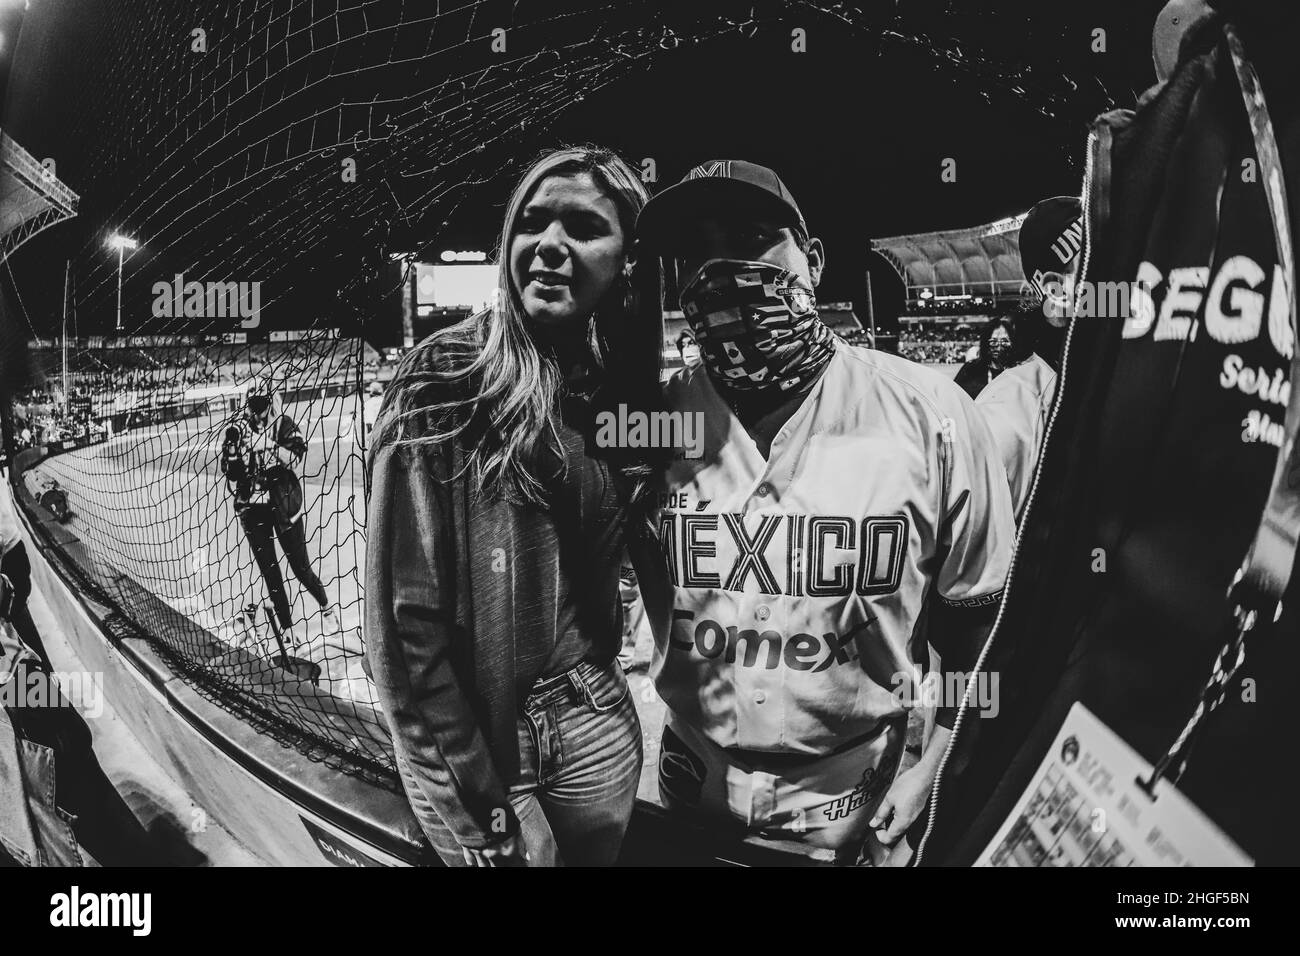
[364,146,664,867]
[954,317,1021,399]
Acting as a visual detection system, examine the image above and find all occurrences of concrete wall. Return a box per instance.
[4,479,427,867]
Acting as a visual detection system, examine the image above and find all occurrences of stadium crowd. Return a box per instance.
[11,387,111,450]
[898,323,979,365]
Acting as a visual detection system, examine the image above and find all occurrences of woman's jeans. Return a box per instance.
[424,659,643,867]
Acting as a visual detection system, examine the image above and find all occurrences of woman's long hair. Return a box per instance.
[375,146,665,506]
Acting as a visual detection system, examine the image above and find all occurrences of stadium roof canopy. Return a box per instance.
[871,213,1030,307]
[0,130,79,265]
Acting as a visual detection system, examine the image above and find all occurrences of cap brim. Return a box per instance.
[637,178,802,255]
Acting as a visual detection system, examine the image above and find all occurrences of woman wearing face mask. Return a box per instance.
[365,146,664,867]
[954,319,1018,399]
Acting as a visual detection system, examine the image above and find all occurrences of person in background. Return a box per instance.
[975,197,1082,521]
[925,0,1300,866]
[221,380,340,647]
[954,318,1020,399]
[676,329,702,369]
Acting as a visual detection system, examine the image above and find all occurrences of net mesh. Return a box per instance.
[8,0,723,781]
[4,0,1135,781]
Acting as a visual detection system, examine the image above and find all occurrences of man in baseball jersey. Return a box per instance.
[975,197,1080,521]
[633,160,1015,864]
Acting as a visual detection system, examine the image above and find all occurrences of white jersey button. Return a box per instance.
[754,690,766,704]
[756,605,771,622]
[756,482,772,498]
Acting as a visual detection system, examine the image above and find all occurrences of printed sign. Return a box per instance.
[299,816,385,868]
[976,702,1251,867]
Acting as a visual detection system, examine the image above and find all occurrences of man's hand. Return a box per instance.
[870,764,934,847]
[870,725,952,847]
[460,834,529,867]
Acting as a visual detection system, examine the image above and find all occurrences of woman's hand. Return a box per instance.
[460,833,529,867]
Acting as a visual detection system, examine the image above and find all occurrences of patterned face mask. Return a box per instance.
[678,259,835,393]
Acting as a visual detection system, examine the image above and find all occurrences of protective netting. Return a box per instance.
[2,0,1135,781]
[15,334,393,776]
[7,0,728,782]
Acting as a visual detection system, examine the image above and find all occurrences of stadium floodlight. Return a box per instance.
[106,232,139,331]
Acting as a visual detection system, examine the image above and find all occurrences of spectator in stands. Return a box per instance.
[221,379,341,646]
[366,146,663,867]
[898,324,979,365]
[954,318,1021,399]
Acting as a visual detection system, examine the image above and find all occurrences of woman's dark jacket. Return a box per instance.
[363,332,634,850]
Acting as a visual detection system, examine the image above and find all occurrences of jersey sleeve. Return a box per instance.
[975,362,1057,523]
[935,388,1016,606]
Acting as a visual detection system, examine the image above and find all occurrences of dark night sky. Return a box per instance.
[0,0,1169,336]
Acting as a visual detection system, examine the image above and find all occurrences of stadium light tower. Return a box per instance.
[106,232,138,331]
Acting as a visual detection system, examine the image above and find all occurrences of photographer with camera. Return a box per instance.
[221,378,340,648]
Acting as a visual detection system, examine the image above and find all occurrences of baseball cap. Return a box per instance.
[637,159,808,255]
[1153,0,1213,82]
[1018,196,1085,296]
[245,375,276,416]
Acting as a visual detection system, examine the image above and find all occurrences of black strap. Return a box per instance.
[1225,23,1300,617]
[1142,23,1298,794]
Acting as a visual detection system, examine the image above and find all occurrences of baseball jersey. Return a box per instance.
[975,352,1058,522]
[639,341,1015,756]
